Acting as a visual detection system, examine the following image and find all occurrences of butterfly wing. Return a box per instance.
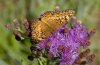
[41,9,75,29]
[31,9,75,44]
[31,20,51,44]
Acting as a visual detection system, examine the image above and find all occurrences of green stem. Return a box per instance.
[38,58,43,65]
[17,27,24,33]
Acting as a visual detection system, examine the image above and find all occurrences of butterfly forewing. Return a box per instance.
[41,9,75,29]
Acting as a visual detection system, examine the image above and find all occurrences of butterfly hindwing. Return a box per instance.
[31,20,51,44]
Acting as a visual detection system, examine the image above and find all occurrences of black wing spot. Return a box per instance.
[39,18,41,21]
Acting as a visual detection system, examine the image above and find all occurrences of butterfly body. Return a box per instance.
[31,9,75,44]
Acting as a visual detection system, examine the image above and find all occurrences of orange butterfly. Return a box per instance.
[31,9,75,44]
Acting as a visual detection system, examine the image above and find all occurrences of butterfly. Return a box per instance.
[31,9,75,44]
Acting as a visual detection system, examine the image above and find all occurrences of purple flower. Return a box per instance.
[36,22,89,65]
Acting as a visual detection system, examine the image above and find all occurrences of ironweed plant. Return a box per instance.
[6,6,96,65]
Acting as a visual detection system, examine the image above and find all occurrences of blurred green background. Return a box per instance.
[0,0,100,65]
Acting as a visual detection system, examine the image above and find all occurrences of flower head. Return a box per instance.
[35,16,95,65]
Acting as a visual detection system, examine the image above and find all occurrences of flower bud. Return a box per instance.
[77,20,82,25]
[28,55,34,61]
[46,41,52,48]
[22,19,28,25]
[47,53,52,59]
[75,47,79,52]
[30,18,35,22]
[25,31,31,37]
[75,58,81,64]
[13,19,19,27]
[86,36,90,40]
[5,24,14,30]
[25,23,29,30]
[91,29,96,33]
[37,42,46,50]
[71,16,76,27]
[55,6,59,12]
[81,61,87,65]
[89,29,96,37]
[57,45,63,51]
[87,54,95,60]
[91,54,95,59]
[79,54,83,59]
[86,49,91,54]
[38,51,42,57]
[64,28,69,33]
[30,46,35,51]
[22,19,29,30]
[82,51,87,57]
[86,41,91,46]
[13,31,18,36]
[87,59,93,63]
[15,35,21,41]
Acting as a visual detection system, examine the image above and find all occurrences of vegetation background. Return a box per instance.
[0,0,100,65]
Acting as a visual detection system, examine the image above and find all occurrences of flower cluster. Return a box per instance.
[5,19,34,41]
[5,6,96,65]
[35,17,96,65]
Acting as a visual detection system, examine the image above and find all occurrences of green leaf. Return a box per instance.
[40,57,47,65]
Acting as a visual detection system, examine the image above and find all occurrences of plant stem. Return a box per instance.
[38,58,43,65]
